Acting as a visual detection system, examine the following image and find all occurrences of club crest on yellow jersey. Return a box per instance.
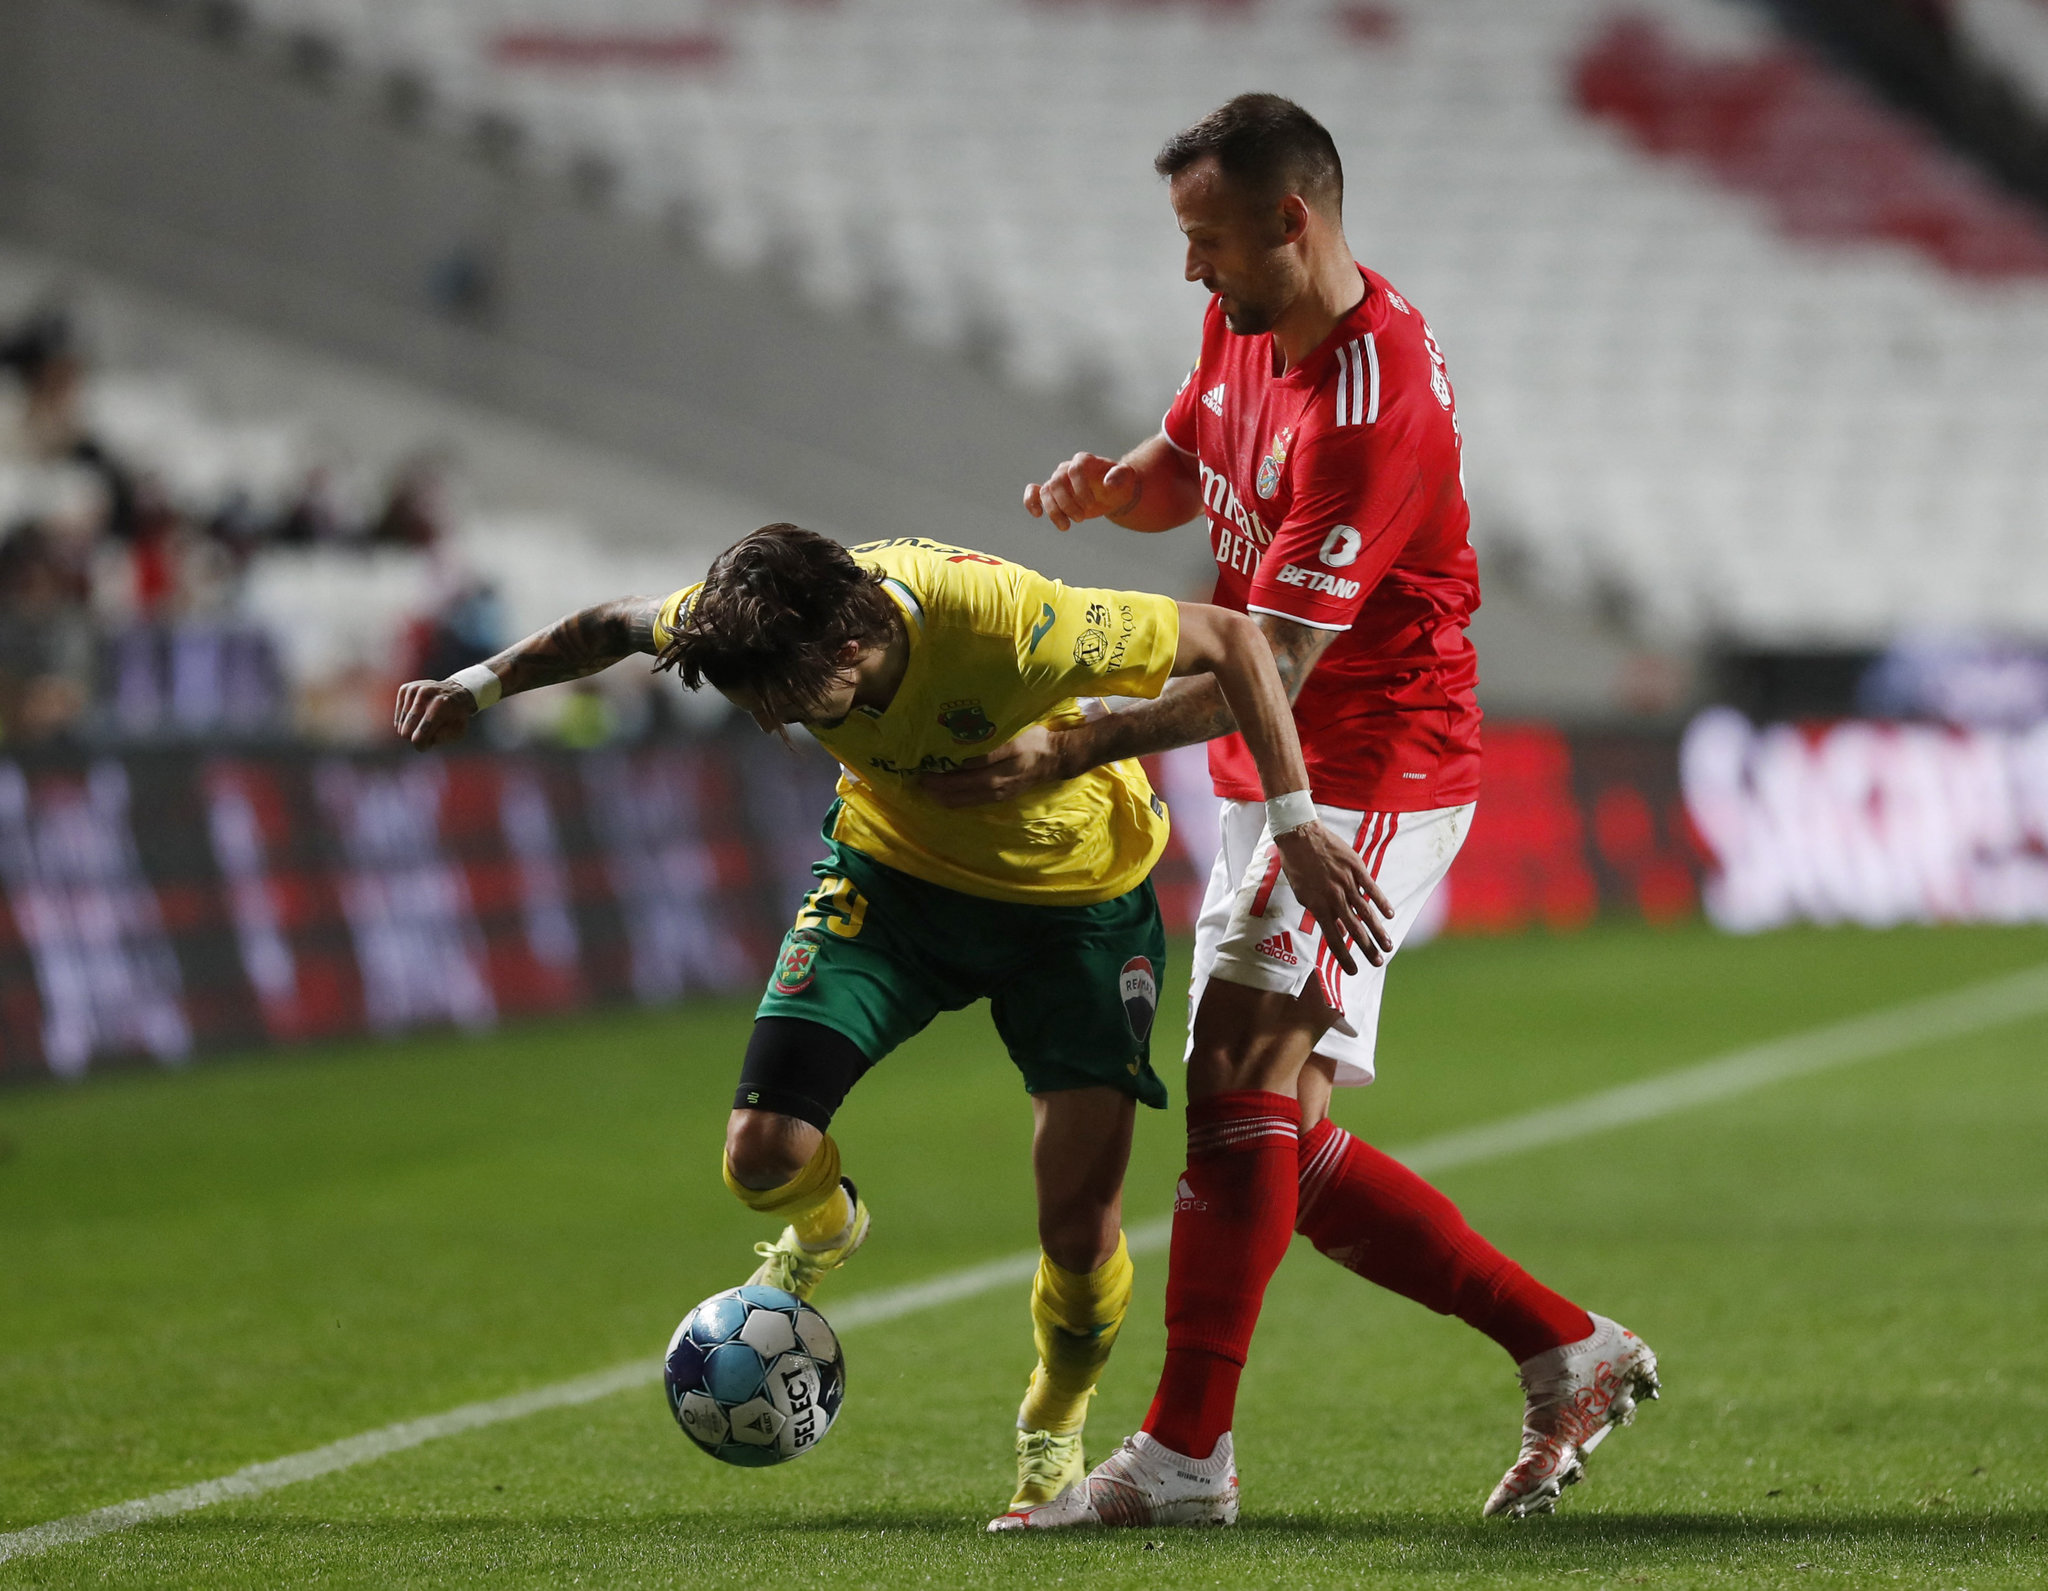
[938,699,996,743]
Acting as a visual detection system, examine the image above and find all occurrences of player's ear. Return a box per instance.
[1277,193,1312,246]
[834,639,865,668]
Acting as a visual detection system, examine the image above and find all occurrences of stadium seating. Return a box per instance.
[1,241,736,743]
[233,0,2048,647]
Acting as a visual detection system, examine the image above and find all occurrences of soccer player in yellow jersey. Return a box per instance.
[393,523,1385,1513]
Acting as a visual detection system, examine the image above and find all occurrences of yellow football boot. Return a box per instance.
[745,1178,871,1301]
[1000,1427,1088,1519]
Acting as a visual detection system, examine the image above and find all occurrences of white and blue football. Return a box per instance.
[663,1285,846,1466]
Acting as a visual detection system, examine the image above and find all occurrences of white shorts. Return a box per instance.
[1185,799,1474,1087]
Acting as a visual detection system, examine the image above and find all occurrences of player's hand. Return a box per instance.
[393,679,476,750]
[1273,823,1394,976]
[918,726,1076,807]
[1023,452,1141,532]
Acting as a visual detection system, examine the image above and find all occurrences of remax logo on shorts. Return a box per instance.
[1120,955,1157,1042]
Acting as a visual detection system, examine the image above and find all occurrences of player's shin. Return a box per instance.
[1019,1232,1133,1435]
[1142,1091,1300,1461]
[1295,1119,1592,1361]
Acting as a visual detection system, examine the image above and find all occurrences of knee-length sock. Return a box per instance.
[1141,1091,1300,1460]
[1295,1118,1592,1363]
[1018,1233,1134,1435]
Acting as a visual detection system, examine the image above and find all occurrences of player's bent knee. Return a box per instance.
[723,1109,819,1190]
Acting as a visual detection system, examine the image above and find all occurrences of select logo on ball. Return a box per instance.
[1119,955,1157,1042]
[664,1285,846,1467]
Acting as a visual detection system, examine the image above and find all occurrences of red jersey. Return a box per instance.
[1163,265,1482,812]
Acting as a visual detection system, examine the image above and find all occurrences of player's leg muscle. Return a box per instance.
[1295,1052,1339,1130]
[1030,1087,1136,1273]
[1185,976,1332,1101]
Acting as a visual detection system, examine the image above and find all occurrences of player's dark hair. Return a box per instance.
[1154,93,1344,217]
[656,523,897,722]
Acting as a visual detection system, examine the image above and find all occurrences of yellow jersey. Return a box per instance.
[653,537,1181,905]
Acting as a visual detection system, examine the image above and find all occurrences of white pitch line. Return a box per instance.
[7,959,2046,1564]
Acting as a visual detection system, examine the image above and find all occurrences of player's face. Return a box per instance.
[1169,160,1305,337]
[719,671,860,733]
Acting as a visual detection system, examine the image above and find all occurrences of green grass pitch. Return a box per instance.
[3,923,2046,1588]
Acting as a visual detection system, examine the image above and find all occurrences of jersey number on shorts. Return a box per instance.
[796,874,869,940]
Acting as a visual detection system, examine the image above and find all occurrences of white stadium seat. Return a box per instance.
[228,0,2048,647]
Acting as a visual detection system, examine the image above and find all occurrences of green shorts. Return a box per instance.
[757,811,1170,1109]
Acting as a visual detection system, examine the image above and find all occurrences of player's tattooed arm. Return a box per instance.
[1258,614,1341,704]
[488,596,664,695]
[917,613,1338,806]
[393,595,663,749]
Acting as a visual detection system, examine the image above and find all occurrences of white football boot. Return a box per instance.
[989,1431,1239,1530]
[1484,1313,1661,1519]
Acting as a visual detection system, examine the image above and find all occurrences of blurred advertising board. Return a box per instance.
[1,726,1698,1082]
[1683,709,2048,932]
[0,738,822,1081]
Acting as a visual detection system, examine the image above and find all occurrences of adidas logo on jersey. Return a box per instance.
[1254,932,1299,966]
[1202,383,1227,416]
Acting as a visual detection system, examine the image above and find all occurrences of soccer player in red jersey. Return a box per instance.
[928,95,1661,1527]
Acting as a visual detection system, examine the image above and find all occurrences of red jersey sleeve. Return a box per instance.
[1161,299,1221,454]
[1162,361,1201,454]
[1245,418,1420,632]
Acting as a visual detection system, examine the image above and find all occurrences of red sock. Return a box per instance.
[1142,1090,1300,1460]
[1296,1118,1593,1364]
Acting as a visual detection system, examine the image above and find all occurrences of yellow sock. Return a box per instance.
[1017,1232,1133,1435]
[723,1134,852,1249]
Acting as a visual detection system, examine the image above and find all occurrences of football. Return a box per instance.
[662,1285,846,1466]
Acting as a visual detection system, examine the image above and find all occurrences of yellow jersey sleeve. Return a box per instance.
[651,583,705,651]
[1011,569,1179,703]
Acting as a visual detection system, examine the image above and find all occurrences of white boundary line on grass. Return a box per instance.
[7,960,2047,1564]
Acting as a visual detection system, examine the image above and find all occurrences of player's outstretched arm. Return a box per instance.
[393,595,664,750]
[920,610,1331,805]
[1023,434,1201,534]
[1171,605,1391,971]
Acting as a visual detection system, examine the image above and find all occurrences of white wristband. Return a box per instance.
[1266,788,1318,836]
[451,664,503,711]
